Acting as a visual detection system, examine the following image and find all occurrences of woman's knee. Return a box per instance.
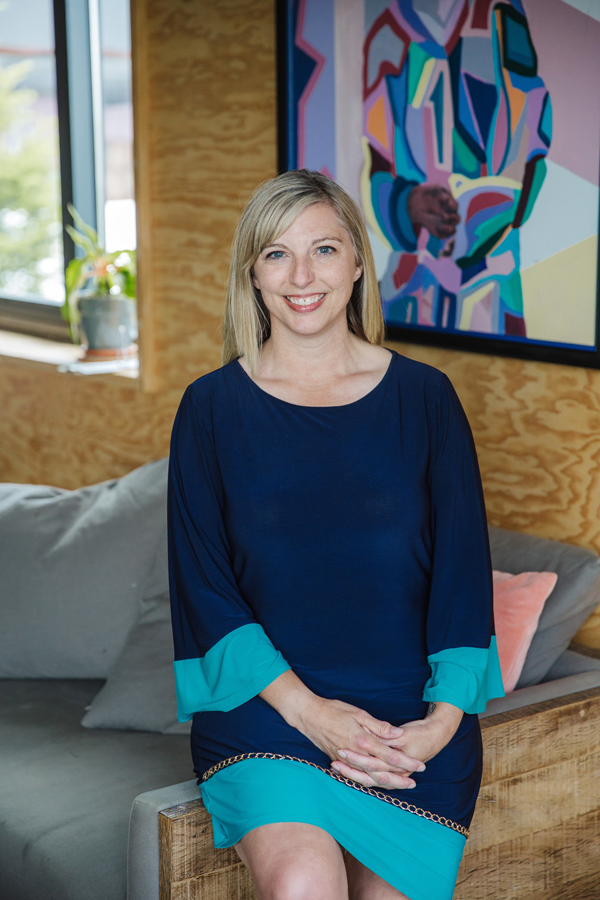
[237,823,347,900]
[268,858,344,900]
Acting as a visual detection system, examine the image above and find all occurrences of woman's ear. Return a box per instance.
[354,263,363,283]
[251,268,259,290]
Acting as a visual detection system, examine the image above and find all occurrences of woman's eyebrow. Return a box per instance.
[262,235,344,252]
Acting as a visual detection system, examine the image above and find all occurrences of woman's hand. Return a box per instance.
[298,695,426,789]
[260,670,425,790]
[331,702,463,790]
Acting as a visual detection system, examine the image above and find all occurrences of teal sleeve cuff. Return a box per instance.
[174,623,291,721]
[422,636,505,714]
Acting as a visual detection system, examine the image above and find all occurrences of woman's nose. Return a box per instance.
[290,256,314,288]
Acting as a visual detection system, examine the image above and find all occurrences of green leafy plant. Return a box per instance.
[0,60,62,297]
[62,204,136,342]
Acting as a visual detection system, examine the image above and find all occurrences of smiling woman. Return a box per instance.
[168,170,504,900]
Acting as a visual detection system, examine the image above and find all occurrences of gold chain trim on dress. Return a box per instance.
[202,752,470,838]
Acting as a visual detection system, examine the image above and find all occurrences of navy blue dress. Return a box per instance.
[168,351,503,900]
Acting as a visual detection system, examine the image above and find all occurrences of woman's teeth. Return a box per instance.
[285,294,325,306]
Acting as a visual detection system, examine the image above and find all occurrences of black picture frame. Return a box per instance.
[276,0,600,370]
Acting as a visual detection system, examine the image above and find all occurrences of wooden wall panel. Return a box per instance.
[0,356,181,488]
[138,0,278,393]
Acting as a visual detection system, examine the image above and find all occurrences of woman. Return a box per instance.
[168,170,504,900]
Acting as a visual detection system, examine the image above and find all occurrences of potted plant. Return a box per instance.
[61,205,137,360]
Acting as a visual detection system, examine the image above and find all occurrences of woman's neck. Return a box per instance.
[239,327,392,408]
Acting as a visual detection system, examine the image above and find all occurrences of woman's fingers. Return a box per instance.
[338,747,425,775]
[358,714,403,740]
[338,749,411,775]
[350,731,425,772]
[331,759,417,790]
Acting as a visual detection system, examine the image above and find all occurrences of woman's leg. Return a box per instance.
[235,822,348,900]
[345,851,410,900]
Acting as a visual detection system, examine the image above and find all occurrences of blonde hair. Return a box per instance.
[222,169,384,373]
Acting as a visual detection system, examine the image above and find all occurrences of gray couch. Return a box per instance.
[2,460,600,900]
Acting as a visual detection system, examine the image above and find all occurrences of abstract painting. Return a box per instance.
[278,0,600,367]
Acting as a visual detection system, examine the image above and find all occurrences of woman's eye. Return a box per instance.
[265,250,285,260]
[316,246,335,255]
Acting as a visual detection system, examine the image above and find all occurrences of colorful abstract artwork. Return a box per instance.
[279,0,600,366]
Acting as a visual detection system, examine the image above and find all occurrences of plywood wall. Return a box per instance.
[0,0,598,645]
[132,0,278,394]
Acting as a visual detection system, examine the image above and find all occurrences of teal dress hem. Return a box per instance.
[201,758,466,900]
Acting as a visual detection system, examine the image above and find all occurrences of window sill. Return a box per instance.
[0,330,139,381]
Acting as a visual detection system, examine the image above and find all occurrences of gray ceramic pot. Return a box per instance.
[78,295,138,351]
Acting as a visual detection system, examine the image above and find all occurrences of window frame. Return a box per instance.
[0,0,111,342]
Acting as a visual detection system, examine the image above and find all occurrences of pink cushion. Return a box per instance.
[493,570,558,692]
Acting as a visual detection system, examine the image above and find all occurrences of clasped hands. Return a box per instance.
[260,671,463,792]
[297,697,462,791]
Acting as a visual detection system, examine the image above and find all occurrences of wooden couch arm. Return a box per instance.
[159,686,600,900]
[457,684,600,900]
[159,798,255,899]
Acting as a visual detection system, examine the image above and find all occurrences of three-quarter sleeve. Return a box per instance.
[422,376,504,714]
[168,386,290,722]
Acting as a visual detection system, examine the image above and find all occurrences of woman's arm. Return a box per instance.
[169,387,291,721]
[260,669,426,789]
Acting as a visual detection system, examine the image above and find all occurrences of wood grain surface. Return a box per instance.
[159,798,257,900]
[1,0,600,644]
[478,686,600,783]
[0,354,181,487]
[135,0,278,394]
[456,810,600,900]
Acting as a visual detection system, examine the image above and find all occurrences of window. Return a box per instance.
[101,0,135,252]
[0,0,63,303]
[0,0,134,340]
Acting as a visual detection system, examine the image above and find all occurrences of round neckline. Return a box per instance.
[234,350,397,410]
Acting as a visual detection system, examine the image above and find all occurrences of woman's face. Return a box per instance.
[251,202,363,342]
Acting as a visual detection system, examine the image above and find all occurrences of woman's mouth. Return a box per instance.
[284,293,325,312]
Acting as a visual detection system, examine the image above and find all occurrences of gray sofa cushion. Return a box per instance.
[542,647,600,681]
[0,458,168,678]
[489,526,600,688]
[0,678,192,900]
[81,592,189,734]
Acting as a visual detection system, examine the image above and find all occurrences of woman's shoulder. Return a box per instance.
[178,360,240,420]
[185,359,239,398]
[391,351,453,397]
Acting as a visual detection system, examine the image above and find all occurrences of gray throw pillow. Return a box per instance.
[541,648,600,682]
[0,458,169,678]
[489,525,600,688]
[81,592,189,734]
